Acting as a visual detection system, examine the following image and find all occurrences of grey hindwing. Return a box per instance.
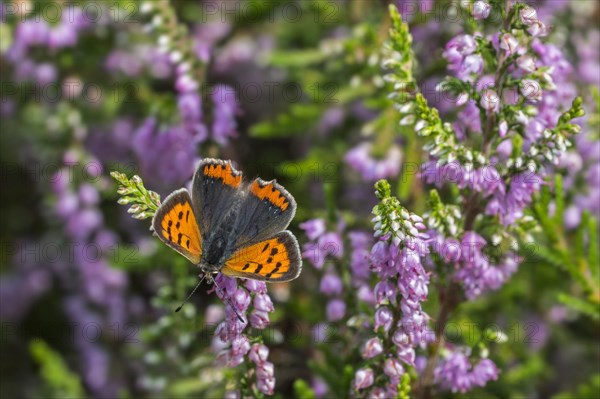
[227,178,297,253]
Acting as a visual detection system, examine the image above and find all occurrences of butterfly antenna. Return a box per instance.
[175,274,206,313]
[211,275,246,324]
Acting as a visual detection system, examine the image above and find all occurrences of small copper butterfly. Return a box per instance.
[151,159,302,285]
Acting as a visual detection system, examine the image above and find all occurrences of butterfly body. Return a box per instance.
[152,159,302,282]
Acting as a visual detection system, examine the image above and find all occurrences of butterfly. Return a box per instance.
[151,158,302,289]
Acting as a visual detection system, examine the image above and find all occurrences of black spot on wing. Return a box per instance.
[265,263,281,278]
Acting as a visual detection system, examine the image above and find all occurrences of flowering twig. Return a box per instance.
[110,171,161,220]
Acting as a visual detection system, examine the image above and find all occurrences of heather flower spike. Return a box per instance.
[111,171,161,220]
[354,179,429,396]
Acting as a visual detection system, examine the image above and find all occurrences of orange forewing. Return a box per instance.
[250,180,289,211]
[158,200,202,263]
[203,161,242,188]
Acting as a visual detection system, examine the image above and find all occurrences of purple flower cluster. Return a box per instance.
[51,152,131,397]
[434,349,499,393]
[178,91,208,142]
[422,161,544,226]
[300,219,347,321]
[345,142,403,182]
[142,2,238,147]
[443,34,482,81]
[299,219,344,270]
[0,240,52,322]
[6,6,93,62]
[422,161,503,196]
[485,172,544,225]
[370,237,431,362]
[353,200,430,396]
[212,275,276,395]
[432,232,519,299]
[349,231,375,304]
[211,85,240,146]
[132,118,199,193]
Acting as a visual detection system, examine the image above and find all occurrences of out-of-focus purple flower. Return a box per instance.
[434,349,499,393]
[349,231,372,284]
[444,34,476,61]
[224,391,240,399]
[519,6,547,37]
[253,293,274,312]
[486,172,543,225]
[178,91,208,141]
[211,85,239,145]
[480,89,500,113]
[248,342,275,395]
[345,142,402,182]
[354,368,374,390]
[326,299,346,321]
[16,20,50,45]
[384,357,405,379]
[213,274,277,394]
[245,279,267,294]
[320,273,343,296]
[132,118,199,193]
[256,376,275,396]
[317,106,345,134]
[499,33,520,55]
[361,337,384,359]
[248,344,269,364]
[421,161,504,197]
[35,63,57,85]
[302,231,344,270]
[520,79,542,103]
[472,1,490,20]
[249,310,270,329]
[78,184,100,206]
[496,139,512,160]
[312,378,329,398]
[175,73,199,93]
[454,101,482,139]
[233,288,251,312]
[374,280,396,305]
[193,21,231,62]
[517,55,536,73]
[574,31,600,86]
[443,34,482,81]
[48,23,78,48]
[563,205,582,230]
[439,232,520,299]
[299,219,326,241]
[374,306,393,332]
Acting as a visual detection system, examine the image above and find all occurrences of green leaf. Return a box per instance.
[557,293,600,320]
[552,373,600,399]
[553,174,564,226]
[587,215,599,280]
[293,379,316,399]
[30,340,85,399]
[249,104,323,138]
[267,50,328,67]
